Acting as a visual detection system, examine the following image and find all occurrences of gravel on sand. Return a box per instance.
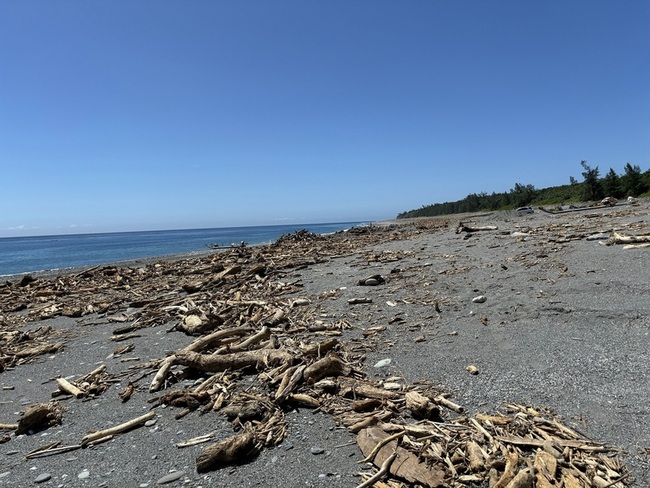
[1,202,649,486]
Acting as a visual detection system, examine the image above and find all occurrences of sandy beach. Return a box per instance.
[1,203,649,487]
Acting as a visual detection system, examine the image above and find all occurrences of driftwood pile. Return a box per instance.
[0,218,640,486]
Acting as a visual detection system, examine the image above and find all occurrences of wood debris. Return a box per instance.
[0,220,641,485]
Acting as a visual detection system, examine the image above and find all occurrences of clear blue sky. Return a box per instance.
[1,1,648,237]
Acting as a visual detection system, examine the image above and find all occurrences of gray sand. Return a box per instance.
[1,203,649,486]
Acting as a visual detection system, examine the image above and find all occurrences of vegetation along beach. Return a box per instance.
[1,200,649,486]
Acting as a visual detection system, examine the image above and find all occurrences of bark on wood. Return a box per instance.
[357,426,445,487]
[196,431,258,473]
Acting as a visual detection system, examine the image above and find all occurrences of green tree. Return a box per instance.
[580,160,603,201]
[510,182,536,207]
[601,168,622,198]
[621,163,649,197]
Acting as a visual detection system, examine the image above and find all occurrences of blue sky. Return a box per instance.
[1,1,648,237]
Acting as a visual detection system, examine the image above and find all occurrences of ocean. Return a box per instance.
[0,222,365,277]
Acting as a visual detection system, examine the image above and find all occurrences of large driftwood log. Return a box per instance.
[150,326,253,391]
[175,349,293,373]
[196,431,259,473]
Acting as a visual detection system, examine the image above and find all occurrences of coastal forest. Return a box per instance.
[397,161,650,219]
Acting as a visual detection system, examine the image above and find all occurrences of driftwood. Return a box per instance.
[16,402,63,435]
[456,222,498,234]
[55,377,85,398]
[175,349,293,373]
[601,232,650,246]
[303,354,351,384]
[80,411,156,446]
[150,326,253,391]
[196,431,259,473]
[405,391,440,420]
[357,426,445,487]
[0,225,637,486]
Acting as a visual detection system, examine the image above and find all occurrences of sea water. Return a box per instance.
[0,222,365,276]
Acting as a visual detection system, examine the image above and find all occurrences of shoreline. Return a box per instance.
[1,205,649,486]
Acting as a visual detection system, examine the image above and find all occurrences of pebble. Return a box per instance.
[310,447,325,455]
[472,295,487,303]
[373,358,392,368]
[156,471,185,485]
[78,469,90,479]
[0,472,9,479]
[145,419,157,427]
[34,473,51,483]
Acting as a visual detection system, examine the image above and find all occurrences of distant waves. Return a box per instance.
[0,222,364,276]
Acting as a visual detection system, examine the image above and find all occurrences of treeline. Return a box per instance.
[397,161,650,219]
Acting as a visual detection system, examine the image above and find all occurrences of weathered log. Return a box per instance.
[405,391,440,420]
[352,398,382,412]
[16,402,63,435]
[55,377,85,398]
[196,431,258,473]
[300,338,339,357]
[303,354,351,384]
[456,222,498,234]
[434,395,464,413]
[213,326,270,355]
[339,378,401,400]
[285,393,320,408]
[80,411,156,446]
[175,349,293,373]
[149,326,252,392]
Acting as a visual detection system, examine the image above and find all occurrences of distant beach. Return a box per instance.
[0,222,366,277]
